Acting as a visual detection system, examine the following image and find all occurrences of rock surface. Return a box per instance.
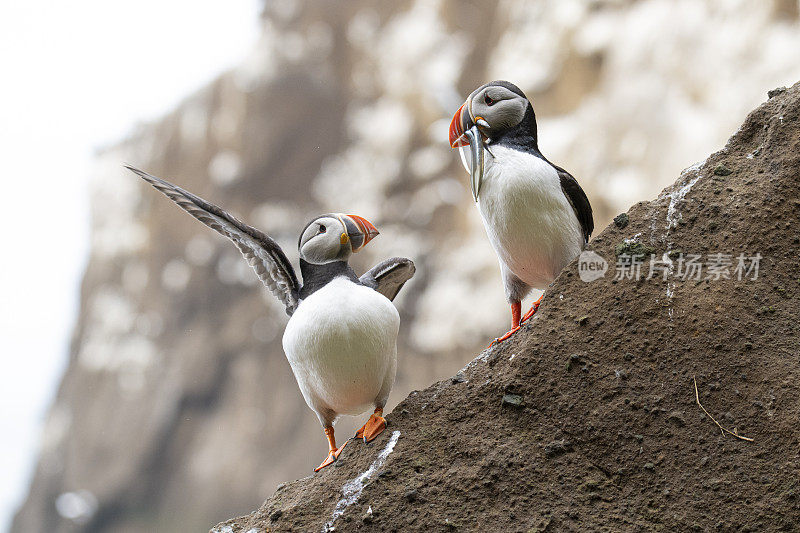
[213,83,800,531]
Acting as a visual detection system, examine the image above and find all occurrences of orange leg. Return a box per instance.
[488,301,521,347]
[355,407,387,443]
[314,426,350,472]
[520,294,544,324]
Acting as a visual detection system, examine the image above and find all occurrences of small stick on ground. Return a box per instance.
[693,376,754,442]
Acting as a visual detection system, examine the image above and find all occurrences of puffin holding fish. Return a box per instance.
[127,166,415,471]
[448,81,593,345]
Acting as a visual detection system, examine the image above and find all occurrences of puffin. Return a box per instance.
[448,81,593,345]
[126,166,415,471]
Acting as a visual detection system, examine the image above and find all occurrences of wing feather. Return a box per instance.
[359,257,416,301]
[555,166,594,243]
[126,165,300,315]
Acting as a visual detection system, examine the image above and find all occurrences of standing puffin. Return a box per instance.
[127,166,415,471]
[448,81,593,345]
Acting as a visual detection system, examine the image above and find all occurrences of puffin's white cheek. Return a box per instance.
[301,240,325,264]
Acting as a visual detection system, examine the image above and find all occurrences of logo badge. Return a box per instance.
[578,250,608,282]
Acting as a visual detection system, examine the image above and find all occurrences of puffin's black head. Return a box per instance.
[297,213,379,265]
[449,80,537,149]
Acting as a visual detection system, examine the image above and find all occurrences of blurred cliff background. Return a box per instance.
[4,0,800,531]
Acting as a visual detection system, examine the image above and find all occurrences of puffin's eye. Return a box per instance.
[317,224,326,234]
[484,93,495,106]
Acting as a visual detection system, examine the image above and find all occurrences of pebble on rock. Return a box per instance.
[502,394,523,407]
[713,164,732,176]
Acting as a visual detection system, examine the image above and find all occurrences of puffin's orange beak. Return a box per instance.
[449,103,469,148]
[347,214,379,252]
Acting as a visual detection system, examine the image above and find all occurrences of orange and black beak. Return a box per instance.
[448,98,485,203]
[341,214,379,252]
[449,103,470,148]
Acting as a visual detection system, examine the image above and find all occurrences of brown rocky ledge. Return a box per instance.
[214,83,800,532]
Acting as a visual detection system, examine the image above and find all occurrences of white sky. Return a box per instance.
[0,1,260,529]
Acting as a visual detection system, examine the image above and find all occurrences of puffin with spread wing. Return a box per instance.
[448,81,593,345]
[127,166,415,472]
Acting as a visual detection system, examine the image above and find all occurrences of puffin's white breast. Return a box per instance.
[282,276,399,416]
[477,145,584,289]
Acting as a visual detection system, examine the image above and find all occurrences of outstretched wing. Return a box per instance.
[126,166,300,315]
[359,257,416,301]
[555,166,594,243]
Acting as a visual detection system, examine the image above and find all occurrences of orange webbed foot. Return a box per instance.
[315,451,336,472]
[355,409,386,443]
[314,440,349,472]
[487,325,521,348]
[314,426,351,472]
[520,294,544,324]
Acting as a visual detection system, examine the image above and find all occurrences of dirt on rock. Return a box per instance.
[213,83,800,532]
